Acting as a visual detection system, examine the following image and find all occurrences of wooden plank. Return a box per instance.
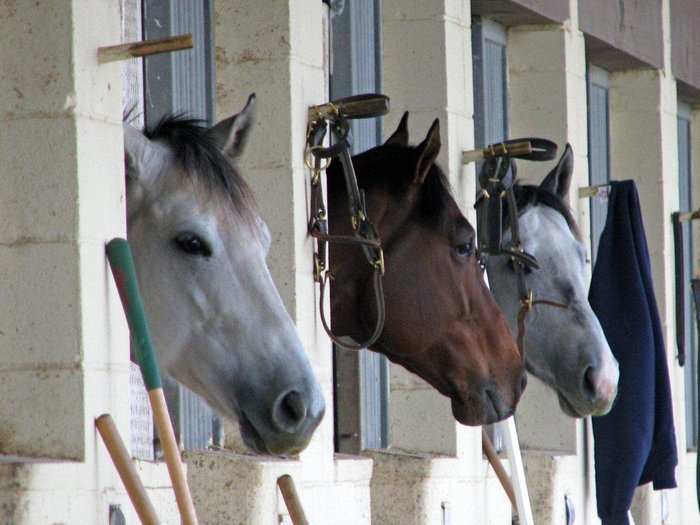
[98,34,193,64]
[497,417,534,525]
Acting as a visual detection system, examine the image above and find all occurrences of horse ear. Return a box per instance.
[540,143,573,198]
[385,112,409,146]
[207,93,256,158]
[413,119,441,184]
[124,124,156,183]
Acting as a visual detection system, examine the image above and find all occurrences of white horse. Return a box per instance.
[486,146,619,417]
[123,95,324,454]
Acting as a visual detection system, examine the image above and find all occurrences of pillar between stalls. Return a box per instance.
[208,2,376,524]
[0,1,132,523]
[505,18,595,525]
[377,1,513,524]
[608,67,680,525]
[213,0,332,461]
[382,0,477,460]
[0,0,126,465]
[507,22,590,455]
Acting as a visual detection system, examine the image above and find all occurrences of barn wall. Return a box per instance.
[1,0,700,523]
[0,0,135,522]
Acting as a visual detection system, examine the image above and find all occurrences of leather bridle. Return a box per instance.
[474,138,568,351]
[305,94,390,350]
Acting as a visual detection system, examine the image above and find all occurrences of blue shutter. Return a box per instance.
[587,65,610,260]
[330,0,387,452]
[472,18,508,151]
[678,102,696,449]
[143,0,218,452]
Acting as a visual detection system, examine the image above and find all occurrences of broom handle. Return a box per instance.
[482,429,517,510]
[106,238,199,525]
[277,475,309,525]
[96,414,161,525]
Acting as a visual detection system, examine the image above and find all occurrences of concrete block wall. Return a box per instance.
[195,1,375,523]
[0,0,142,523]
[1,0,699,523]
[378,1,512,524]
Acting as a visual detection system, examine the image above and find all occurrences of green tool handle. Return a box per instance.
[106,238,162,391]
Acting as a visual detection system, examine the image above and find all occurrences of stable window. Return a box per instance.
[329,0,388,453]
[587,65,611,259]
[472,18,508,152]
[472,16,508,451]
[142,0,219,453]
[678,101,697,449]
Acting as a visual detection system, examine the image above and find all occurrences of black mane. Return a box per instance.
[511,183,580,239]
[144,114,255,218]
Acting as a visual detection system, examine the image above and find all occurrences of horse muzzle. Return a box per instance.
[238,381,326,455]
[450,373,527,425]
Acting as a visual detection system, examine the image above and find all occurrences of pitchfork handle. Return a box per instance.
[106,238,161,391]
[106,238,199,525]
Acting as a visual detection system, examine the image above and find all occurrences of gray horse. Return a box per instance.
[123,95,324,454]
[486,146,619,417]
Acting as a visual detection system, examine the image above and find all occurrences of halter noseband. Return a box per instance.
[474,138,567,352]
[305,94,390,350]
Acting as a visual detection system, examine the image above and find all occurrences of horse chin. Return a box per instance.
[450,397,513,426]
[556,391,585,418]
[237,411,269,453]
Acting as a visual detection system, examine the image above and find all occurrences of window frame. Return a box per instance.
[678,100,697,450]
[586,64,611,261]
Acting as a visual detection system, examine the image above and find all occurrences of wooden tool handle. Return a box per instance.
[98,34,193,64]
[96,415,161,525]
[106,238,161,391]
[277,475,309,525]
[482,429,517,510]
[106,238,198,525]
[150,390,199,525]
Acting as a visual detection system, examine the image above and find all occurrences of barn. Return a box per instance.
[1,0,699,523]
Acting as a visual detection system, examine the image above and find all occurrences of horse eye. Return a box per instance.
[174,232,212,257]
[455,241,474,258]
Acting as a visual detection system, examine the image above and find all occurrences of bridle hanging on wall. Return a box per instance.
[467,138,567,351]
[305,94,390,350]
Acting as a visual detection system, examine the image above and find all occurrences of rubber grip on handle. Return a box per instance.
[106,238,162,391]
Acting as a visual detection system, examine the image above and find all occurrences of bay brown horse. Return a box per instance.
[327,113,526,425]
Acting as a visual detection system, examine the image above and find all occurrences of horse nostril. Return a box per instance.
[519,372,528,396]
[272,390,308,433]
[582,366,597,401]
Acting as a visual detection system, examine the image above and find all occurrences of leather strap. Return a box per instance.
[691,279,700,510]
[475,137,567,354]
[306,103,387,350]
[308,94,390,121]
[516,297,568,354]
[672,211,686,366]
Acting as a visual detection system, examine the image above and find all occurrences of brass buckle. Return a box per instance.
[305,145,332,173]
[351,209,367,231]
[308,102,340,123]
[520,290,534,311]
[373,248,385,275]
[313,253,325,283]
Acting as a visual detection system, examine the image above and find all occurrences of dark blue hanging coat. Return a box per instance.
[588,180,677,525]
